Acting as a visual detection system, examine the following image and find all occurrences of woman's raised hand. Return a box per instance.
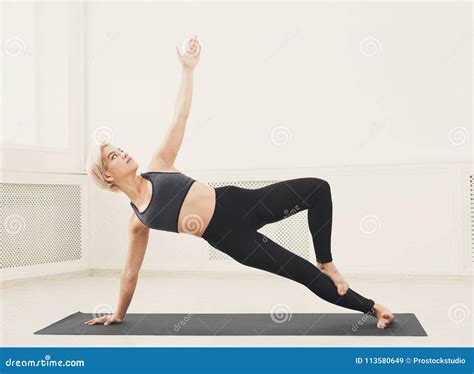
[84,313,123,326]
[176,35,201,69]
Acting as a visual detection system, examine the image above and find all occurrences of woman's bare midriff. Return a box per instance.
[176,180,216,237]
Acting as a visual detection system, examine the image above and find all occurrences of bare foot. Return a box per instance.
[372,303,395,329]
[316,261,350,296]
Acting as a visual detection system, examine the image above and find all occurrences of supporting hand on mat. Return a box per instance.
[176,35,201,69]
[84,314,123,326]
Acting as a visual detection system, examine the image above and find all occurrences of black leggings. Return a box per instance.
[202,177,376,315]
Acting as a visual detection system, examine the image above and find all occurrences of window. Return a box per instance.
[1,2,84,172]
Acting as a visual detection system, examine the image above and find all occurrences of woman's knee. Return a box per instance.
[305,178,331,203]
[310,177,330,191]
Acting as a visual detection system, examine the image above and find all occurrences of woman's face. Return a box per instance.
[101,145,137,185]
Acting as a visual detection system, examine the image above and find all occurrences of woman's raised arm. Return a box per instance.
[149,36,201,170]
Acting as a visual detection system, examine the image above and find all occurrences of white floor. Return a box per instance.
[1,270,472,347]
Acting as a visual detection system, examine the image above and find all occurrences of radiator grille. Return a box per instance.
[0,183,82,269]
[207,180,311,261]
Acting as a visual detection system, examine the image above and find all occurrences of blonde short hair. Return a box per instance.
[86,141,120,192]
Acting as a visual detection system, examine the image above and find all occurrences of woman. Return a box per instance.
[85,35,394,330]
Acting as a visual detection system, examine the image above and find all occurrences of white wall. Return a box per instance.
[85,2,471,169]
[84,2,472,276]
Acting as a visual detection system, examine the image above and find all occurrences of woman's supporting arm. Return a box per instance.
[115,226,150,320]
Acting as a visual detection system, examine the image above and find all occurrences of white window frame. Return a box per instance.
[1,2,85,174]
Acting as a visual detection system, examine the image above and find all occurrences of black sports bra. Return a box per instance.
[130,171,196,233]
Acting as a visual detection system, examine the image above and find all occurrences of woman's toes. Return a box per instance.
[337,282,349,295]
[384,313,395,327]
[374,305,395,329]
[322,268,350,296]
[343,281,349,292]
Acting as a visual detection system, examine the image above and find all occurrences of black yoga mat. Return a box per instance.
[34,312,427,336]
